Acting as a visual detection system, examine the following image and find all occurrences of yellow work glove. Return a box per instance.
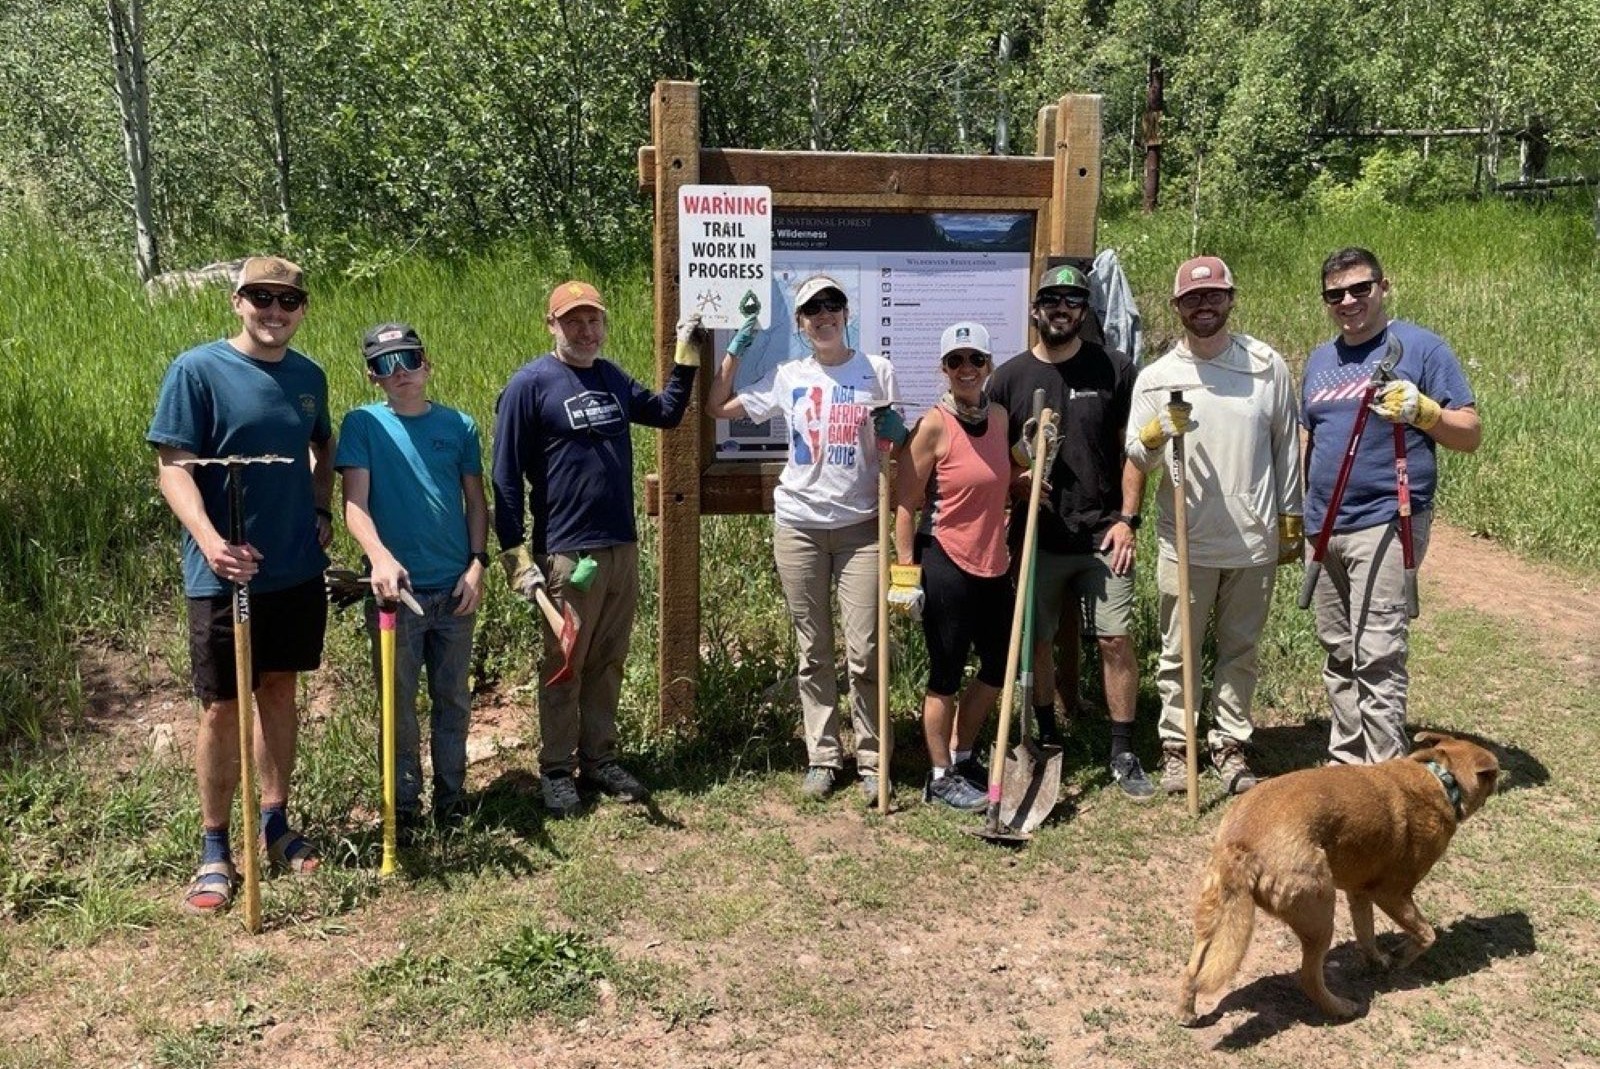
[498,545,544,602]
[1370,379,1441,430]
[1277,514,1304,566]
[1138,400,1195,450]
[887,563,924,621]
[673,313,703,367]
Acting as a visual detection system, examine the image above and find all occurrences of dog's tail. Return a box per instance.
[1179,841,1259,1018]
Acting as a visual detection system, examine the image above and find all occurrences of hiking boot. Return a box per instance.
[1109,751,1156,802]
[859,772,882,806]
[951,754,989,791]
[801,766,837,800]
[923,769,988,811]
[1212,744,1259,795]
[1160,745,1188,796]
[583,761,651,803]
[541,771,584,819]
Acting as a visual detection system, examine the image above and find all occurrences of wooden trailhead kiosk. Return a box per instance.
[640,79,1103,726]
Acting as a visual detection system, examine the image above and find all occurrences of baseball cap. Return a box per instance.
[1034,263,1090,297]
[794,275,847,309]
[548,280,606,318]
[362,322,423,361]
[1172,256,1235,298]
[939,321,992,358]
[235,256,305,294]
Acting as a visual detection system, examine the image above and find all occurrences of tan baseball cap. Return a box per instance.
[235,256,306,294]
[548,280,606,318]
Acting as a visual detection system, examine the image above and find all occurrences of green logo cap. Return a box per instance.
[1035,264,1090,295]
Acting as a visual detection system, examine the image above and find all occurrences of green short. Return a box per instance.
[1032,546,1135,639]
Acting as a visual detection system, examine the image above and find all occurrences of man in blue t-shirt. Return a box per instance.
[491,280,698,818]
[337,322,489,831]
[147,256,335,915]
[1301,247,1482,764]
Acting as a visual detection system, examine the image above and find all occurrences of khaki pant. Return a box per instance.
[1310,513,1431,764]
[537,543,639,775]
[773,520,880,772]
[1155,556,1276,751]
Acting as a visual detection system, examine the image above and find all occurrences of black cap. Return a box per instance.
[361,322,423,361]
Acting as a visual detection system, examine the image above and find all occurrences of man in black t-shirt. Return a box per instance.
[987,264,1153,800]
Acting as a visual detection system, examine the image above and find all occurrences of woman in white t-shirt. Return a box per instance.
[707,275,900,802]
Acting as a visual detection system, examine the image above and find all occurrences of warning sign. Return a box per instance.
[678,184,773,329]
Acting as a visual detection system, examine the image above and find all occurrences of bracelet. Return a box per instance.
[314,506,333,522]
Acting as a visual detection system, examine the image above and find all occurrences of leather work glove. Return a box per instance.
[887,563,924,621]
[1277,514,1304,566]
[726,315,759,360]
[673,313,703,367]
[871,404,909,447]
[1138,400,1195,451]
[1370,379,1442,430]
[1011,413,1061,471]
[498,545,545,602]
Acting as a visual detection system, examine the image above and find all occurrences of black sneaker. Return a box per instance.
[951,755,989,792]
[541,770,584,819]
[582,762,651,803]
[1109,751,1156,802]
[923,769,988,811]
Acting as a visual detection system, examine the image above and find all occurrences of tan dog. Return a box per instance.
[1178,732,1500,1023]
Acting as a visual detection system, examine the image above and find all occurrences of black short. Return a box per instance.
[920,539,1013,697]
[187,575,328,703]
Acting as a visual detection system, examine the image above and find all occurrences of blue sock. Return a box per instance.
[201,827,231,865]
[260,805,288,846]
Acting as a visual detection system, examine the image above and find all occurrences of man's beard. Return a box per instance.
[1036,313,1082,347]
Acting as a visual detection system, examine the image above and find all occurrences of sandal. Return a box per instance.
[265,831,322,875]
[181,861,238,915]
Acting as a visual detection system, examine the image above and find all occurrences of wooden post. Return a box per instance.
[1142,57,1164,213]
[1052,94,1102,257]
[652,81,703,728]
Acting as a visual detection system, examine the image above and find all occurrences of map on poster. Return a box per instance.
[713,208,1036,459]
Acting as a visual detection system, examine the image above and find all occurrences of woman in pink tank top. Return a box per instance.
[892,322,1018,810]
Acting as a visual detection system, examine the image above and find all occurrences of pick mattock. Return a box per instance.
[529,570,580,686]
[173,453,294,934]
[1298,338,1402,611]
[973,403,1056,845]
[1167,390,1201,818]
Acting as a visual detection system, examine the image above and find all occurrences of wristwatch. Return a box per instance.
[1116,512,1142,531]
[471,551,491,568]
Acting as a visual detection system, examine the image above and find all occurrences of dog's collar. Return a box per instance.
[1425,760,1466,819]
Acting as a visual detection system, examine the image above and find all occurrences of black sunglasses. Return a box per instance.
[1321,278,1381,304]
[799,297,846,316]
[238,287,306,312]
[1035,292,1087,311]
[942,351,990,370]
[367,349,426,377]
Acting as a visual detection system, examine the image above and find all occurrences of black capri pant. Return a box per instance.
[920,538,1013,697]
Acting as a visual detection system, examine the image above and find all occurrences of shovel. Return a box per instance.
[973,398,1057,845]
[999,391,1063,834]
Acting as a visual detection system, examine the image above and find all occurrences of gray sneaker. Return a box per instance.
[859,773,881,806]
[1212,744,1259,794]
[541,771,583,819]
[583,761,650,803]
[801,766,837,800]
[951,754,989,792]
[1160,745,1188,796]
[1109,751,1156,802]
[923,769,987,811]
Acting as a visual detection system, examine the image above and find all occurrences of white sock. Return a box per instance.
[931,766,949,780]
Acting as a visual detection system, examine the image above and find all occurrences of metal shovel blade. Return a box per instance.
[1000,738,1064,834]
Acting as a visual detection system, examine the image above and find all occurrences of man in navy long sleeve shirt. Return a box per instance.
[492,280,696,817]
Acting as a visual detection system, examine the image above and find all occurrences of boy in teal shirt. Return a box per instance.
[337,323,489,827]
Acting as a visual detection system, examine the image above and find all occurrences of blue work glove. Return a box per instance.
[727,316,759,360]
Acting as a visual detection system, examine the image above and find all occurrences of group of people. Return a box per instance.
[147,244,1478,915]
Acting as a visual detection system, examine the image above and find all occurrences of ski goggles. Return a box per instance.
[366,349,426,377]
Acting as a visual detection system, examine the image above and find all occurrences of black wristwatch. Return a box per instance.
[471,551,491,568]
[1116,512,1142,531]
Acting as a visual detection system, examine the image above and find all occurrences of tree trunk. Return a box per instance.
[105,0,159,281]
[252,30,292,236]
[1141,56,1164,212]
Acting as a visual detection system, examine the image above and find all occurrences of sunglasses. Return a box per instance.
[1035,292,1087,311]
[1176,289,1231,311]
[367,349,426,377]
[942,351,990,370]
[238,287,306,312]
[1321,278,1382,304]
[798,297,846,316]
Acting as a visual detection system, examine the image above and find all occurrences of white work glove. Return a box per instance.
[1369,379,1441,430]
[674,313,703,367]
[887,564,924,621]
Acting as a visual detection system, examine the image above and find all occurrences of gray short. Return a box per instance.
[1032,546,1135,639]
